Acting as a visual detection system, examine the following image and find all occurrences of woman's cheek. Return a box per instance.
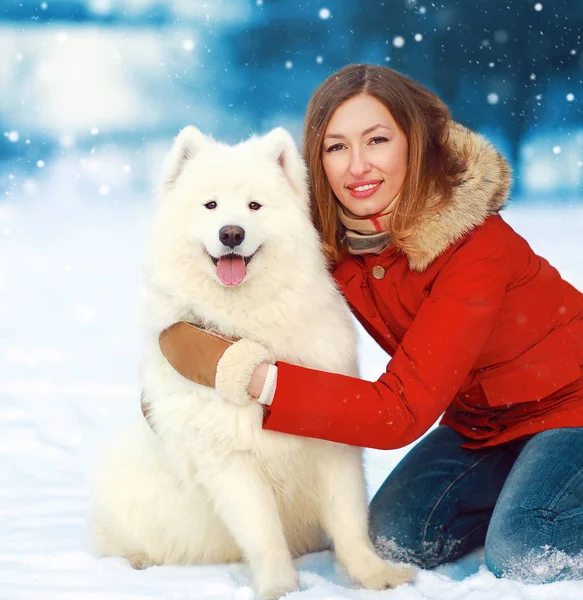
[323,158,341,189]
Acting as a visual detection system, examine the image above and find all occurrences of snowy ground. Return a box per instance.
[1,180,583,599]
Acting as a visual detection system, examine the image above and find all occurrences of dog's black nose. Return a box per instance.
[219,225,245,248]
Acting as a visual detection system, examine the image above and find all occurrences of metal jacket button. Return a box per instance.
[372,265,386,280]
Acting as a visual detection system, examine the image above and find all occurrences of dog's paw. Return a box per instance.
[127,552,156,570]
[255,564,299,600]
[352,560,415,590]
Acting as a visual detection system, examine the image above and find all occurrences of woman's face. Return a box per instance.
[322,94,408,217]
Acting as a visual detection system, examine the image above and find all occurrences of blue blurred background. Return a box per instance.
[1,0,582,202]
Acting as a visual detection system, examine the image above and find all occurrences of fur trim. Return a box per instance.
[406,122,512,271]
[215,339,274,406]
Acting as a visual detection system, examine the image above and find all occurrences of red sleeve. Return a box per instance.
[262,227,510,449]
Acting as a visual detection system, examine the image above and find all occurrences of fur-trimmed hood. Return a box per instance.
[406,122,512,272]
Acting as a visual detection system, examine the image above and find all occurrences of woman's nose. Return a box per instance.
[349,151,371,177]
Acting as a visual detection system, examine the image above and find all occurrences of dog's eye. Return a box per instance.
[204,200,217,210]
[249,201,262,211]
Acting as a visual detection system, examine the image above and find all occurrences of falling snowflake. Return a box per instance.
[393,36,405,48]
[285,60,293,69]
[36,160,45,168]
[487,93,499,105]
[182,40,195,51]
[566,93,574,102]
[319,8,331,20]
[553,146,561,155]
[316,55,323,64]
[5,131,20,142]
[60,135,75,147]
[414,33,423,42]
[419,6,426,14]
[534,3,542,11]
[91,127,99,135]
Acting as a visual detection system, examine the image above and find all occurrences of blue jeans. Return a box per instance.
[369,425,583,583]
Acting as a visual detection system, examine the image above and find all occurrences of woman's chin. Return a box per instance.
[341,196,393,218]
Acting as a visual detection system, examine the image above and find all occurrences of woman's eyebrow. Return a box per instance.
[324,124,392,139]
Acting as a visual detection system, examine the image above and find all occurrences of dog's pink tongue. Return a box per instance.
[217,255,246,286]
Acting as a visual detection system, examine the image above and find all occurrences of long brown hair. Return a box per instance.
[303,64,463,264]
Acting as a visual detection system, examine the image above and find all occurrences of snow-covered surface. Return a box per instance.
[1,184,583,598]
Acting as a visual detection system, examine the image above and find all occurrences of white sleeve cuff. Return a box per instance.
[257,364,278,406]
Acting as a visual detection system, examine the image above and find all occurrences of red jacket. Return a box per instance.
[262,125,583,450]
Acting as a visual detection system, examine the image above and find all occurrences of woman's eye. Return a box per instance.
[249,201,262,211]
[325,143,345,153]
[204,200,217,210]
[369,136,389,145]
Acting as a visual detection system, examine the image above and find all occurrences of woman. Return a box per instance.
[158,64,583,582]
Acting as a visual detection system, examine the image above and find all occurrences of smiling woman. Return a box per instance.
[321,95,408,219]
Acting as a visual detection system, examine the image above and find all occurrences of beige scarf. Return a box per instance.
[337,203,394,255]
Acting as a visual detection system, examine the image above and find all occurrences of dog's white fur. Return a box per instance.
[92,127,413,599]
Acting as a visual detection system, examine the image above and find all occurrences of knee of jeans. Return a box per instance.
[369,503,455,569]
[370,527,460,569]
[369,495,419,545]
[485,507,554,581]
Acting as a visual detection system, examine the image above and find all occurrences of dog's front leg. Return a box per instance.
[317,446,414,590]
[197,452,299,600]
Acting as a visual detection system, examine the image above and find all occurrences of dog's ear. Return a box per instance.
[163,126,212,190]
[261,128,307,199]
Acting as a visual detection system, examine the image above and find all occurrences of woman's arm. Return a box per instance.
[259,229,510,450]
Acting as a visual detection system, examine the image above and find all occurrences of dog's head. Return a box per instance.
[153,126,313,290]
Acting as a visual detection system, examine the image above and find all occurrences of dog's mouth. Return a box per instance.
[207,249,259,287]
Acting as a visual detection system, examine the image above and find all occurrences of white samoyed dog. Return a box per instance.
[92,127,413,599]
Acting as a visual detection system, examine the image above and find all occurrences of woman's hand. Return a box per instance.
[159,322,274,405]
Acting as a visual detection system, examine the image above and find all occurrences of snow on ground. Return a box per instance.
[1,180,583,599]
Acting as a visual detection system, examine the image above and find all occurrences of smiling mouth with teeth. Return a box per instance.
[353,183,379,191]
[208,250,258,287]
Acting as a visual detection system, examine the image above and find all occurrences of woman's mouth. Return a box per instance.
[347,180,383,199]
